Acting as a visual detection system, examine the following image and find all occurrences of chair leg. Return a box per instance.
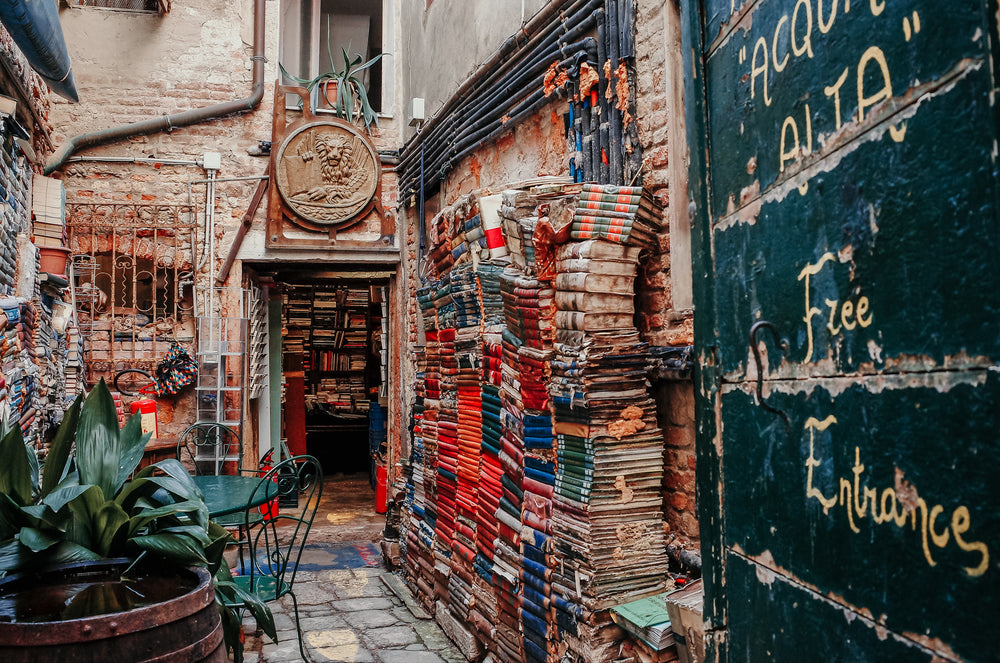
[290,590,309,662]
[236,525,246,574]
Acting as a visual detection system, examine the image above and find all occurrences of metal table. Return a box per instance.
[193,475,277,518]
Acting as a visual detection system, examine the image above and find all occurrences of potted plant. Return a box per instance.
[279,18,384,131]
[0,380,273,663]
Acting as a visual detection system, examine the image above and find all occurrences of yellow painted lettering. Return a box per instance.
[864,485,880,521]
[817,0,838,33]
[929,504,950,548]
[912,498,936,567]
[857,45,892,123]
[851,447,867,519]
[804,416,838,511]
[952,506,990,577]
[824,67,850,130]
[791,0,815,58]
[779,115,800,173]
[841,299,857,330]
[798,253,836,362]
[751,37,772,106]
[825,298,841,335]
[772,15,791,73]
[803,102,812,154]
[879,487,908,527]
[840,477,861,533]
[869,0,885,16]
[856,296,872,327]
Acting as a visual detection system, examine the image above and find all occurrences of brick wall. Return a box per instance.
[632,0,698,550]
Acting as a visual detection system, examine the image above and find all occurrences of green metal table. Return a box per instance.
[193,475,277,518]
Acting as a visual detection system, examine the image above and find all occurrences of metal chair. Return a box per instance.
[223,455,323,661]
[176,422,242,476]
[178,422,261,569]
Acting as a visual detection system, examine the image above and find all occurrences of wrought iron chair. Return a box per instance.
[223,455,323,661]
[177,422,261,568]
[176,422,242,476]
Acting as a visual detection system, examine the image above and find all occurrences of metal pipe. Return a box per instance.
[44,0,267,175]
[448,37,596,149]
[186,175,270,185]
[596,7,611,183]
[399,26,599,191]
[444,50,594,169]
[65,155,203,167]
[607,0,623,185]
[397,0,599,185]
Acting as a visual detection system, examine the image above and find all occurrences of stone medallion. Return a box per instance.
[275,121,379,228]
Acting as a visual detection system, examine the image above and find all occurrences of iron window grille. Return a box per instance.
[67,203,195,383]
[65,0,170,15]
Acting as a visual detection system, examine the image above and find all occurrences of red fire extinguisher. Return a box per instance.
[129,399,158,438]
[258,449,278,521]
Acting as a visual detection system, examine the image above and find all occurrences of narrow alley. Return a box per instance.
[243,474,464,663]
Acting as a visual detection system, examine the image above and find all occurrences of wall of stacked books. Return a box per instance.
[403,178,685,663]
[4,160,77,452]
[281,281,386,474]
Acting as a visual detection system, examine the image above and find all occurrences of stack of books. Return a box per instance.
[553,239,642,344]
[449,264,485,637]
[610,591,676,653]
[499,189,538,271]
[31,174,65,248]
[569,183,663,249]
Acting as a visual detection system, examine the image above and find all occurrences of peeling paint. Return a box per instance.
[727,345,994,386]
[722,363,989,399]
[730,544,963,662]
[716,57,985,217]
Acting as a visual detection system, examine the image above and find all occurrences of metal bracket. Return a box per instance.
[749,320,790,431]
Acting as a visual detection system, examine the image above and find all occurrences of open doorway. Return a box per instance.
[277,277,390,480]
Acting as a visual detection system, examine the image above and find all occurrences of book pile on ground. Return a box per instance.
[404,346,436,612]
[570,183,663,249]
[450,272,483,631]
[435,323,458,557]
[547,335,671,660]
[548,227,670,661]
[610,591,676,652]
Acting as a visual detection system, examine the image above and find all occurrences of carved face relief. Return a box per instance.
[276,121,379,227]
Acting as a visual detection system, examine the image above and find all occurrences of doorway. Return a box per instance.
[277,276,390,479]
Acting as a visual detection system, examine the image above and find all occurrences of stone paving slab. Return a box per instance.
[243,566,466,663]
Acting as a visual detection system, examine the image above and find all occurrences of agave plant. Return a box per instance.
[0,380,274,662]
[279,16,384,130]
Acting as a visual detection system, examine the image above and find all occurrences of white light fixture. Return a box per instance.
[409,97,425,127]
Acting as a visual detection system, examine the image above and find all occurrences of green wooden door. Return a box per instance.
[682,1,999,660]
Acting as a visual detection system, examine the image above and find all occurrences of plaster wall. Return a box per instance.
[399,0,548,134]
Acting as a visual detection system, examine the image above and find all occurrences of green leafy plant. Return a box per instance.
[0,380,274,662]
[279,17,384,130]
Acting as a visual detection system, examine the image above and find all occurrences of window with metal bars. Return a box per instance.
[67,203,195,382]
[65,0,170,15]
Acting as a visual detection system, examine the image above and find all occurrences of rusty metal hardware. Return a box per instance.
[749,320,790,431]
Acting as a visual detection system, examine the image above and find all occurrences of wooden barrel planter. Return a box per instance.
[0,560,225,663]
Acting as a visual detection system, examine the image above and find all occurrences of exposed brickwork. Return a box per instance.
[47,1,404,445]
[633,0,698,549]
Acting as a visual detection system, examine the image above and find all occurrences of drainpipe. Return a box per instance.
[43,0,266,175]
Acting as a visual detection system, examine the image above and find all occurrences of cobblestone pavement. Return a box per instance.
[242,564,466,663]
[238,475,466,663]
